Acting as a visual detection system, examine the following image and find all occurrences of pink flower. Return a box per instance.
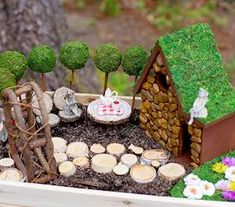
[222,157,235,167]
[222,191,235,201]
[215,180,230,191]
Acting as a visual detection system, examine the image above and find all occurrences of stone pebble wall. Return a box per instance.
[139,53,203,166]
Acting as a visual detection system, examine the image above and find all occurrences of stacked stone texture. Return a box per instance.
[139,53,203,166]
[188,125,202,167]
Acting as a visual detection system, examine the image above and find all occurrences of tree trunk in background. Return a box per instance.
[0,0,100,92]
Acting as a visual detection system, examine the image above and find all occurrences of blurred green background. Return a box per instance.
[63,0,235,95]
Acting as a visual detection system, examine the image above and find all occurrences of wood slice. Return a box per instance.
[130,164,156,183]
[121,154,138,168]
[36,113,60,128]
[90,144,105,154]
[58,109,82,123]
[106,143,126,157]
[53,87,73,110]
[66,142,89,158]
[113,163,129,175]
[52,137,67,153]
[91,154,117,173]
[58,161,76,177]
[32,92,53,116]
[73,157,89,168]
[0,158,14,170]
[158,163,186,181]
[87,99,131,125]
[151,160,160,168]
[45,91,55,98]
[54,153,68,164]
[128,144,144,155]
[0,168,24,182]
[141,149,168,165]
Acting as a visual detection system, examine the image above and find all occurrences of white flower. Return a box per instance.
[199,181,215,196]
[183,185,203,199]
[225,166,235,181]
[184,174,201,185]
[215,179,230,191]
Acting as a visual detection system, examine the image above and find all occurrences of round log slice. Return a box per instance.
[158,163,186,181]
[58,109,82,123]
[128,144,144,155]
[151,160,160,168]
[54,153,68,164]
[52,137,67,153]
[106,143,126,157]
[73,157,89,168]
[66,142,89,158]
[141,149,168,164]
[0,158,14,170]
[36,113,60,128]
[53,87,73,110]
[58,161,76,177]
[32,92,53,116]
[121,154,138,168]
[0,168,24,182]
[87,99,131,125]
[91,154,117,173]
[130,164,156,183]
[90,144,105,154]
[113,163,129,175]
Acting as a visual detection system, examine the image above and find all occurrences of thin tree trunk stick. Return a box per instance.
[131,76,138,113]
[103,72,109,95]
[41,73,45,92]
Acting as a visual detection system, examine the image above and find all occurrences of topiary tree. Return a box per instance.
[94,43,122,95]
[60,41,89,89]
[0,51,27,83]
[122,45,148,112]
[0,67,16,94]
[28,45,56,91]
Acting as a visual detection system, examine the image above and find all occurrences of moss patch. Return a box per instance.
[159,23,235,124]
[170,150,235,201]
[0,67,16,94]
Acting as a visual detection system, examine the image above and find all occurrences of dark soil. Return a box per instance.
[0,108,192,196]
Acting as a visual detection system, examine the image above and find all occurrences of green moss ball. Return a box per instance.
[94,44,122,73]
[122,45,148,76]
[28,45,56,73]
[0,51,27,81]
[0,67,16,93]
[60,41,89,70]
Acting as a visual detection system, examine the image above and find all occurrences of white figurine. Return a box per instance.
[64,91,80,116]
[188,88,209,125]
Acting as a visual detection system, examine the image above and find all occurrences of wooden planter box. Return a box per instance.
[0,93,226,207]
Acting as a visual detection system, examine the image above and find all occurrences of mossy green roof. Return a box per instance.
[158,23,235,125]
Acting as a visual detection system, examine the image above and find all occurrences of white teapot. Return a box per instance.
[100,88,118,106]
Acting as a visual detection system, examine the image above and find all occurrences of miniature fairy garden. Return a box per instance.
[0,23,235,202]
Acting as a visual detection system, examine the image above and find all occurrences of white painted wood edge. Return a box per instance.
[0,180,228,207]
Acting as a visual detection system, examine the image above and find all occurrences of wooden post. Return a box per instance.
[131,76,138,114]
[41,73,45,92]
[103,72,109,95]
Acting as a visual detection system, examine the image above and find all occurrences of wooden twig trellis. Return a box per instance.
[2,82,56,183]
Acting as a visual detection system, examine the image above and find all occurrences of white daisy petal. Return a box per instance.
[184,173,201,186]
[215,179,230,191]
[225,167,235,181]
[199,181,215,196]
[183,185,203,199]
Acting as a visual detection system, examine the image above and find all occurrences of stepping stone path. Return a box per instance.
[50,138,186,183]
[36,113,60,128]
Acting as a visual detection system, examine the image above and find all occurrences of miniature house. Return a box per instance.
[136,23,235,167]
